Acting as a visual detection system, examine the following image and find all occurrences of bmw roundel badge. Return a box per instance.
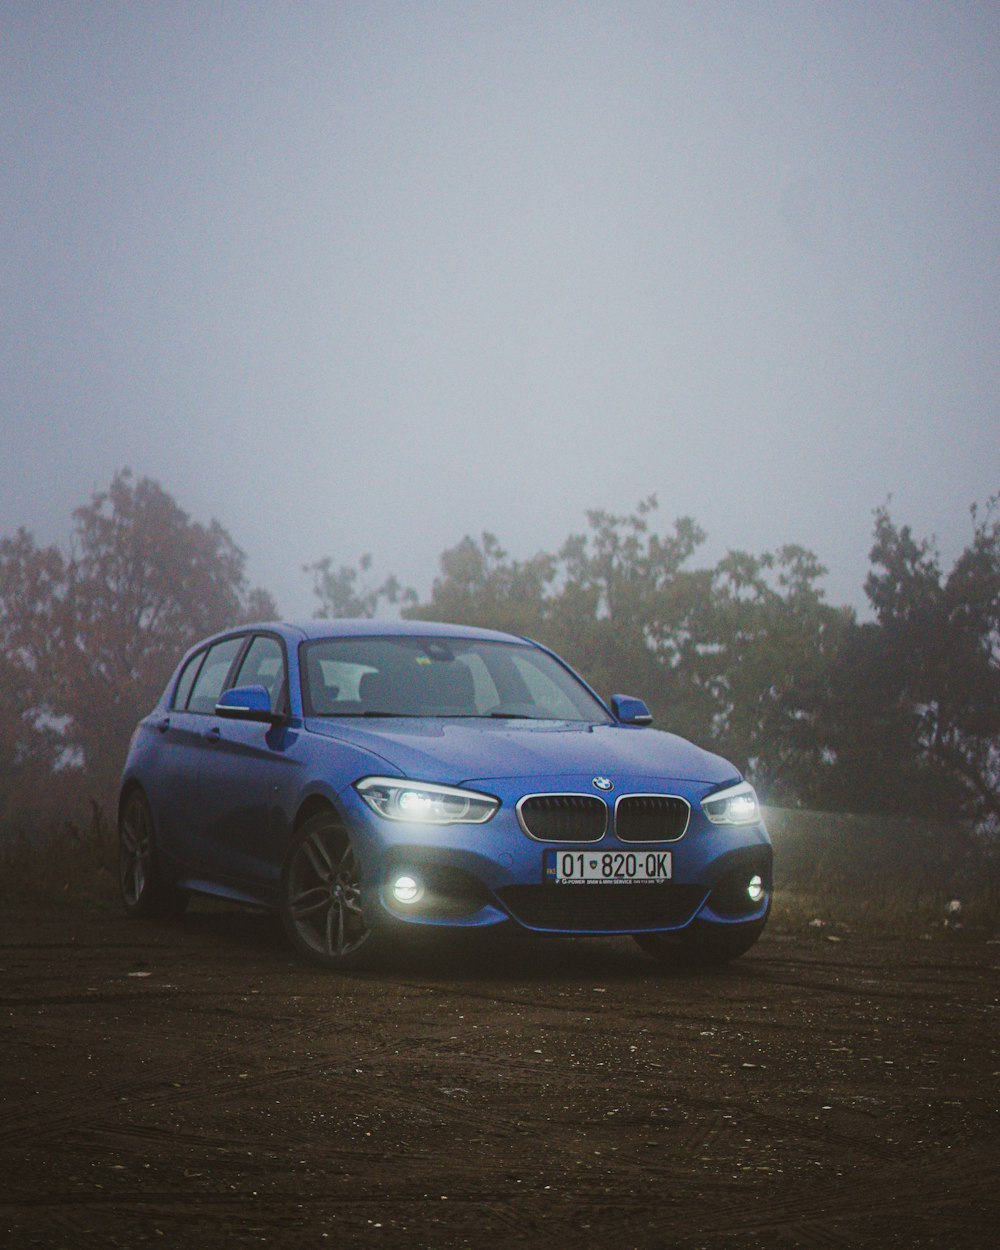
[592,776,614,792]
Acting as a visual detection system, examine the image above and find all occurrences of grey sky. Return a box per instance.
[2,1,997,619]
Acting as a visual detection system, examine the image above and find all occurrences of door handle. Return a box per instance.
[205,725,221,741]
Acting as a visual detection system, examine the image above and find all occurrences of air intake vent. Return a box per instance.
[615,795,690,843]
[497,883,705,933]
[516,794,607,843]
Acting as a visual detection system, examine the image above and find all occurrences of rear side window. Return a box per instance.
[186,637,245,714]
[172,651,203,710]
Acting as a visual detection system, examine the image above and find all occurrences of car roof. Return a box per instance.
[244,619,531,645]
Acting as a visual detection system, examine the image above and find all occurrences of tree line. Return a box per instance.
[2,470,997,842]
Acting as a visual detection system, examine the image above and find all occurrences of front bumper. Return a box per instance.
[338,774,773,937]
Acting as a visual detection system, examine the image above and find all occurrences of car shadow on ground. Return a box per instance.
[154,900,769,986]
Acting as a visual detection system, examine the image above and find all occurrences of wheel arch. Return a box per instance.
[117,778,147,825]
[292,792,349,839]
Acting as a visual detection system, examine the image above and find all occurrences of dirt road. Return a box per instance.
[1,906,997,1248]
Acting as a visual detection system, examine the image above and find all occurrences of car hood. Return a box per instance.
[304,717,737,788]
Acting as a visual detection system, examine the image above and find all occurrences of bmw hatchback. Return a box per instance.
[119,620,771,968]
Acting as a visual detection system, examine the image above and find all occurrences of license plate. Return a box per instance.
[544,849,673,884]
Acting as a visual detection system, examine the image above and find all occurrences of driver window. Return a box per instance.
[187,636,245,714]
[233,635,288,714]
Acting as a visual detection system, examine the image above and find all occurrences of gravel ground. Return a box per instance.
[1,905,998,1249]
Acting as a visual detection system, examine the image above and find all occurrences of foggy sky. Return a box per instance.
[2,1,997,619]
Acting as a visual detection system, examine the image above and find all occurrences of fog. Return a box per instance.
[2,1,997,617]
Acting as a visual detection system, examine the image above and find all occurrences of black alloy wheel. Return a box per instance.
[118,790,189,919]
[280,812,376,969]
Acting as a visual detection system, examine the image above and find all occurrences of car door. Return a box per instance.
[141,635,244,870]
[152,634,248,872]
[193,633,299,892]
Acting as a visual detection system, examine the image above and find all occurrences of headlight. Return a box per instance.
[701,781,760,826]
[355,776,499,825]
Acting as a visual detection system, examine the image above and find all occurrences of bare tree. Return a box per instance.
[0,470,277,812]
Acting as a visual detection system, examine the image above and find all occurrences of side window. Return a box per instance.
[172,651,204,710]
[187,636,245,715]
[233,635,287,713]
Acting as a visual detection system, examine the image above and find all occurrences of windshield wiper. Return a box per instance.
[315,711,419,718]
[317,710,553,721]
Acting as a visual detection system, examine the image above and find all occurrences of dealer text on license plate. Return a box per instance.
[545,849,672,884]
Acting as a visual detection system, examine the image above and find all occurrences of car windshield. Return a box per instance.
[300,636,610,723]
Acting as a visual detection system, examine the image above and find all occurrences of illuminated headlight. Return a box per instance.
[748,874,765,903]
[701,781,761,826]
[355,776,499,825]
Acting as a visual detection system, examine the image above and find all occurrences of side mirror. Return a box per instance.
[611,694,653,726]
[215,685,282,724]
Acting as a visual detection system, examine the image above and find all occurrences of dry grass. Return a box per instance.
[0,801,119,910]
[765,806,1000,936]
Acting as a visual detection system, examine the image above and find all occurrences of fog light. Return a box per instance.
[392,875,423,905]
[747,874,765,903]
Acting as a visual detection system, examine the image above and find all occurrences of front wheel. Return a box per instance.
[119,790,189,919]
[280,812,378,969]
[634,915,768,967]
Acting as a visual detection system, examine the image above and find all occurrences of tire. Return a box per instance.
[634,914,768,968]
[118,790,189,919]
[279,812,378,970]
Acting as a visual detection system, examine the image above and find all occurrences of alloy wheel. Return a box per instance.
[118,790,188,918]
[283,816,371,965]
[119,793,154,909]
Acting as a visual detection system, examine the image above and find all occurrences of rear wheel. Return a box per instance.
[118,790,189,919]
[634,915,767,967]
[280,812,377,969]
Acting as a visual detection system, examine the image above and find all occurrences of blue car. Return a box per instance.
[118,620,771,968]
